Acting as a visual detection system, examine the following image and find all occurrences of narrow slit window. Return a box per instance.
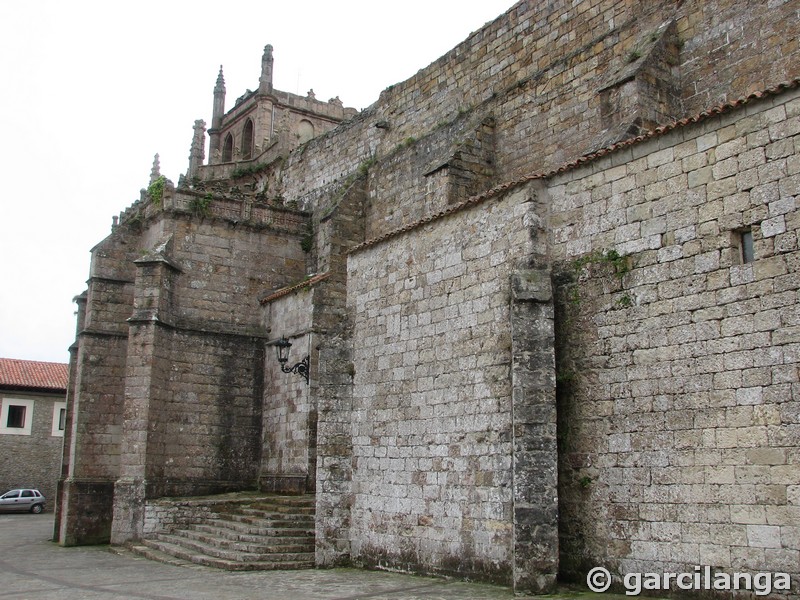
[52,402,67,437]
[740,229,754,264]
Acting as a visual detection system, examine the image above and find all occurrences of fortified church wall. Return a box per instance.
[57,0,800,595]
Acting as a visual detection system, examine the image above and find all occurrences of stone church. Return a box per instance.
[56,0,799,595]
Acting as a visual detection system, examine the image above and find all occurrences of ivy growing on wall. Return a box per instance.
[231,163,268,179]
[147,176,167,206]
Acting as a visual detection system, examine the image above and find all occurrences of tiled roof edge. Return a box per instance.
[349,78,800,255]
[0,358,69,391]
[259,272,330,305]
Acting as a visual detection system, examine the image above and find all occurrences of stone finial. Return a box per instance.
[187,119,207,179]
[214,65,225,94]
[259,44,274,93]
[307,89,316,100]
[212,66,226,129]
[149,153,161,184]
[328,96,343,107]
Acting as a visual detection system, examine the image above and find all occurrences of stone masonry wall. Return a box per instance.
[143,498,219,537]
[61,225,139,481]
[0,391,64,504]
[58,225,137,545]
[276,0,800,245]
[279,0,674,218]
[550,85,800,588]
[261,288,315,493]
[60,192,311,545]
[346,184,542,584]
[61,0,800,581]
[148,328,265,497]
[311,178,367,564]
[122,211,310,498]
[678,0,800,113]
[163,218,307,333]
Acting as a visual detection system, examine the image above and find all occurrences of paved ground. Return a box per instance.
[0,513,527,599]
[0,513,628,600]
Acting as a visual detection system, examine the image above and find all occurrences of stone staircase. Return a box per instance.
[128,494,316,571]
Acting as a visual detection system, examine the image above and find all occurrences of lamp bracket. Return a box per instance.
[281,355,309,384]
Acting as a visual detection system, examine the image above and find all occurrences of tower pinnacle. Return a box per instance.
[212,66,226,129]
[259,44,274,93]
[187,120,207,179]
[214,65,225,94]
[149,153,161,184]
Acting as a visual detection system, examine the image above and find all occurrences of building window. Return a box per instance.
[242,119,254,160]
[7,406,25,428]
[731,227,754,265]
[52,402,67,437]
[740,229,754,264]
[222,133,234,162]
[0,399,34,435]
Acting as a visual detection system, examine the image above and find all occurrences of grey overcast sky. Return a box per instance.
[0,0,514,364]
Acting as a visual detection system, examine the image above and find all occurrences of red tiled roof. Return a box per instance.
[0,358,68,392]
[260,272,331,305]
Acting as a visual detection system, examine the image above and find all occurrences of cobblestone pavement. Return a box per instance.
[0,513,522,599]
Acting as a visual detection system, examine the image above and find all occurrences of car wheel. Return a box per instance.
[30,504,43,514]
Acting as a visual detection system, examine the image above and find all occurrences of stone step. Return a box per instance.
[239,504,315,519]
[191,521,314,539]
[250,496,316,507]
[139,538,314,571]
[212,512,314,529]
[231,507,316,521]
[137,493,317,571]
[151,532,315,563]
[172,528,314,554]
[255,500,315,510]
[205,516,314,535]
[127,543,194,568]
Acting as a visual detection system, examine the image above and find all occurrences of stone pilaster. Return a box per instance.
[111,244,180,545]
[510,268,559,593]
[312,175,367,566]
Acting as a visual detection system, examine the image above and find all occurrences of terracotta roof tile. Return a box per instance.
[0,358,68,392]
[260,272,330,305]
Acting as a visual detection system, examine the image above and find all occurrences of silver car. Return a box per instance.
[0,489,46,513]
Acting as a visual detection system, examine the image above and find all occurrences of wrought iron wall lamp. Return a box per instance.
[273,336,309,384]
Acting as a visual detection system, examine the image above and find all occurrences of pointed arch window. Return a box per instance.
[222,133,234,162]
[242,119,254,160]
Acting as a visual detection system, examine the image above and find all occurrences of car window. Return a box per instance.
[21,490,34,497]
[1,490,20,499]
[34,491,42,497]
